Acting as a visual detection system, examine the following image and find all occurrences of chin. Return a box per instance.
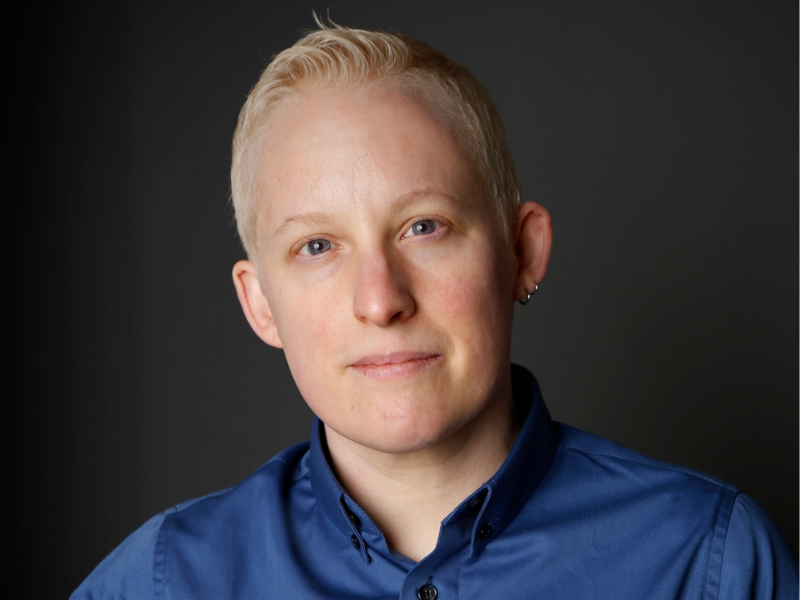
[357,430,448,455]
[310,384,490,456]
[371,410,470,454]
[324,407,459,456]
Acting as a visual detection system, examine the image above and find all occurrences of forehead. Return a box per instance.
[253,84,484,239]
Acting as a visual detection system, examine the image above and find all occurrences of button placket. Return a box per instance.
[468,488,488,512]
[339,496,371,563]
[469,486,496,555]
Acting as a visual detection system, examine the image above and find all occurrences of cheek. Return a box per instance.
[421,247,515,352]
[271,290,341,395]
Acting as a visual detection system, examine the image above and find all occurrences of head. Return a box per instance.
[231,18,521,272]
[231,19,552,457]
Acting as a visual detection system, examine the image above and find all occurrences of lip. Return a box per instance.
[349,352,441,379]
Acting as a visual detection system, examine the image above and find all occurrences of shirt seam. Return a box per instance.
[702,489,738,600]
[701,489,726,600]
[558,446,738,492]
[154,508,177,599]
[167,457,295,515]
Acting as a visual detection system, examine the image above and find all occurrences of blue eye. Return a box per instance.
[301,239,331,256]
[409,219,437,236]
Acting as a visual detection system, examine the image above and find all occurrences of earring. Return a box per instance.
[518,281,539,305]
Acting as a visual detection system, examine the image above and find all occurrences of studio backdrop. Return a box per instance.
[7,1,797,597]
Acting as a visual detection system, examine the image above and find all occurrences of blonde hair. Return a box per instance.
[231,18,520,266]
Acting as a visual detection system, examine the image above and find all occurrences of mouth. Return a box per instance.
[348,352,441,379]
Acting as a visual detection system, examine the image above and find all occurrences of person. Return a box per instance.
[71,20,797,599]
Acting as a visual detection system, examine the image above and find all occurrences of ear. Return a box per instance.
[232,260,283,348]
[512,201,553,302]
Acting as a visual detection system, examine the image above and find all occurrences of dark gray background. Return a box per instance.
[6,1,797,597]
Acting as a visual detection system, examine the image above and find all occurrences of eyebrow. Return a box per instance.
[272,211,334,240]
[394,188,461,212]
[271,188,462,240]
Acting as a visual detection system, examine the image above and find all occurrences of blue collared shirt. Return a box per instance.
[72,367,797,599]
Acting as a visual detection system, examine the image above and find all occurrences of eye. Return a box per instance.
[298,239,331,256]
[405,219,438,237]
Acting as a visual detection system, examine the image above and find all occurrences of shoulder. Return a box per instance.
[162,440,310,531]
[718,493,799,599]
[554,423,738,495]
[69,512,166,600]
[70,442,310,600]
[546,424,798,598]
[536,424,741,544]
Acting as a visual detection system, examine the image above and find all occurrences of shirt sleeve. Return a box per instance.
[70,513,166,600]
[718,493,798,600]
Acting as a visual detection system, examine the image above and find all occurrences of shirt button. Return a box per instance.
[478,524,493,539]
[417,583,438,600]
[468,490,487,510]
[350,534,361,550]
[348,512,361,528]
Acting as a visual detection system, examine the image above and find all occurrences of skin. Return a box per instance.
[233,82,552,561]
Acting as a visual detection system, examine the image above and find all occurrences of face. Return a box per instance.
[245,84,521,455]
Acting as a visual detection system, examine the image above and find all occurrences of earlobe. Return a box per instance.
[513,202,553,303]
[232,260,284,348]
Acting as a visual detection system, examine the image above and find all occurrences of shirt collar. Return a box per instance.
[307,364,558,559]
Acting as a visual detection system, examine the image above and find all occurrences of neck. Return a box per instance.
[324,374,519,562]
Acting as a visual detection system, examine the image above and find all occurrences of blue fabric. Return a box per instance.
[72,367,798,599]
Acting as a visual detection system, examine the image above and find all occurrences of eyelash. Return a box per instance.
[295,217,446,259]
[297,238,332,257]
[403,218,439,238]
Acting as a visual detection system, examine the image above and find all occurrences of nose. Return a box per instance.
[352,249,415,326]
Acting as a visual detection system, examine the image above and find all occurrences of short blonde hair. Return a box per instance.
[231,19,520,266]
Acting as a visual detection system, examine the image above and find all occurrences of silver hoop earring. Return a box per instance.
[518,282,539,305]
